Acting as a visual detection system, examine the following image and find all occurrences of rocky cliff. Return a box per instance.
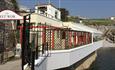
[0,0,18,11]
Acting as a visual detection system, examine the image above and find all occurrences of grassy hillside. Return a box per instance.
[82,19,114,26]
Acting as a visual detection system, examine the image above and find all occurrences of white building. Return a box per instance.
[19,4,104,70]
[35,4,61,20]
[110,17,115,20]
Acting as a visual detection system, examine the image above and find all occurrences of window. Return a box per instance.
[55,11,58,19]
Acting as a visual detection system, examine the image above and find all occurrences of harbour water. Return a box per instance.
[88,47,115,70]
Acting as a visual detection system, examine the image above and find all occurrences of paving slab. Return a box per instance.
[0,58,21,70]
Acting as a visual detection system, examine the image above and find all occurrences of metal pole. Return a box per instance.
[36,24,39,59]
[31,51,35,70]
[31,34,35,70]
[21,16,26,70]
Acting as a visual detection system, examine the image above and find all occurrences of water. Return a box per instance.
[89,47,115,70]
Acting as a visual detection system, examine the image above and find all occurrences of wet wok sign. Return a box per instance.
[0,10,23,20]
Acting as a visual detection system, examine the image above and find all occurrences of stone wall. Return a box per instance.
[0,0,18,11]
[75,52,97,70]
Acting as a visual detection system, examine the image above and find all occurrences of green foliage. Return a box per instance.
[0,0,19,11]
[59,8,69,21]
[11,0,19,11]
[67,16,81,23]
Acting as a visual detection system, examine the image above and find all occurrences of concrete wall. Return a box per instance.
[75,52,97,70]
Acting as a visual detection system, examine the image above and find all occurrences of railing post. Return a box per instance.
[52,30,54,49]
[49,26,52,50]
[31,51,35,70]
[92,33,94,44]
[74,32,76,47]
[42,43,44,54]
[21,14,31,70]
[36,25,39,59]
[78,32,81,46]
[84,32,86,45]
[42,23,46,54]
[69,31,72,48]
[65,30,67,48]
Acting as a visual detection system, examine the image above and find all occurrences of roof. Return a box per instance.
[63,22,102,34]
[30,13,63,28]
[0,10,23,20]
[30,13,102,34]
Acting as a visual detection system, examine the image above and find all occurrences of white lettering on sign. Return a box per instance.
[0,10,23,20]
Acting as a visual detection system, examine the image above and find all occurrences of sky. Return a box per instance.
[18,0,115,18]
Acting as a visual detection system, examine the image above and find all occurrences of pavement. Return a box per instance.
[0,40,114,70]
[103,40,115,47]
[0,58,21,70]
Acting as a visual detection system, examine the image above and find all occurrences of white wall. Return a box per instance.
[30,13,62,27]
[46,40,104,70]
[35,5,61,20]
[47,5,61,20]
[34,40,103,70]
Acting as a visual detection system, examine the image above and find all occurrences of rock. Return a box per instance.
[0,0,18,11]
